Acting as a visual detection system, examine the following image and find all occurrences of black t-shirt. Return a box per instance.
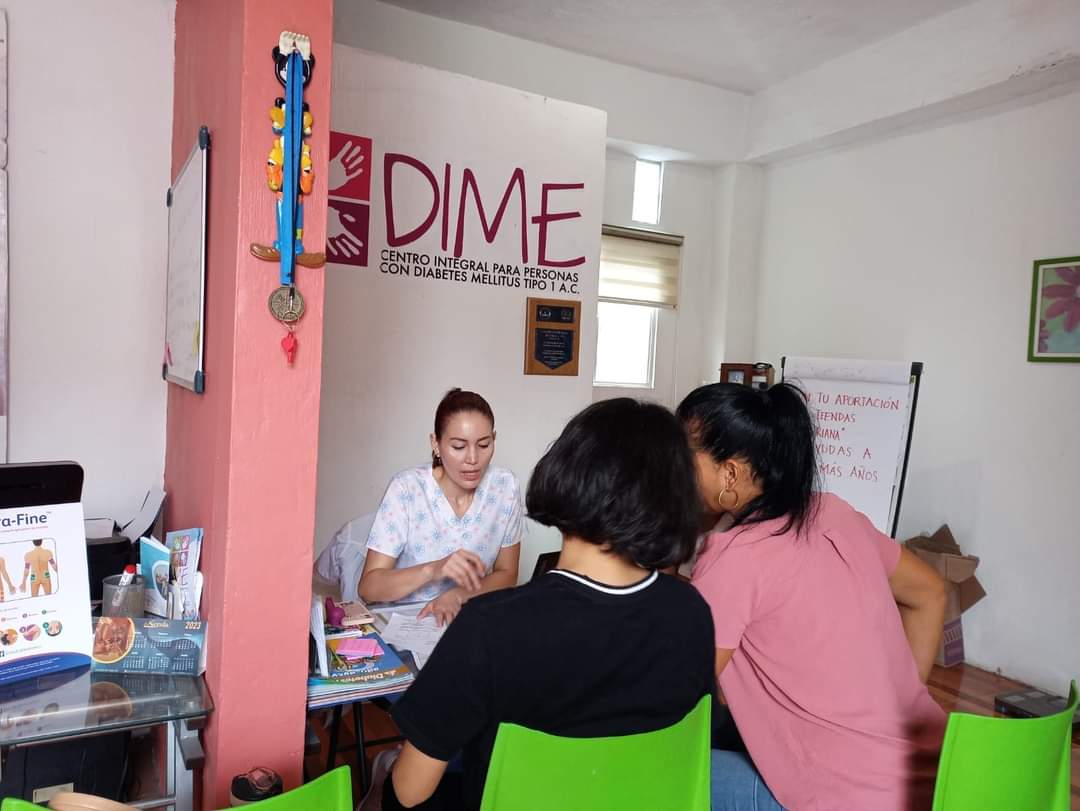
[391,569,716,810]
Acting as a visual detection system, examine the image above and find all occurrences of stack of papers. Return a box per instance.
[380,612,446,670]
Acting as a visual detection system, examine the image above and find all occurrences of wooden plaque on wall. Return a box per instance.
[524,297,580,376]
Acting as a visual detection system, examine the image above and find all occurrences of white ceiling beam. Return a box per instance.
[746,0,1080,163]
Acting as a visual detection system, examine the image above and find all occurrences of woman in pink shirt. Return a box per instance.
[678,382,948,811]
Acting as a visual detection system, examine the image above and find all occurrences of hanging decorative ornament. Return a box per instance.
[250,31,325,366]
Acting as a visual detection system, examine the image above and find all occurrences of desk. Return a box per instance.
[308,601,429,795]
[0,669,213,809]
[307,651,416,796]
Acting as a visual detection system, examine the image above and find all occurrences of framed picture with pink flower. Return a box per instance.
[1028,256,1080,362]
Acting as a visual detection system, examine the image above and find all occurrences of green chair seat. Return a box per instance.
[479,694,711,811]
[932,679,1077,810]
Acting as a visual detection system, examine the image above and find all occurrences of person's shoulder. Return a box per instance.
[468,578,547,615]
[447,582,544,639]
[814,492,872,533]
[653,572,710,610]
[485,466,520,492]
[387,465,430,490]
[649,575,714,641]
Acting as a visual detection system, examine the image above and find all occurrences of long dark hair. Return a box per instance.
[432,389,495,467]
[527,398,700,568]
[676,382,818,536]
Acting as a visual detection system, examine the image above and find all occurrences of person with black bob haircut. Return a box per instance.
[375,398,715,811]
[677,382,949,811]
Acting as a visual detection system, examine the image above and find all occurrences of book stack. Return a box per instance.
[307,596,414,709]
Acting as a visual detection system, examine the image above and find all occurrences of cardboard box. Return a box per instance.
[904,525,986,667]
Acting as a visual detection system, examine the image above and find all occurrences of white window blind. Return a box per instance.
[599,226,682,308]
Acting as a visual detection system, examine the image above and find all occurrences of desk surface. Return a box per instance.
[0,668,212,748]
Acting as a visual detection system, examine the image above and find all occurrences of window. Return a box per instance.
[593,226,682,390]
[594,301,657,387]
[632,160,663,225]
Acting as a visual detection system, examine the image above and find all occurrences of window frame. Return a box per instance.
[592,300,660,388]
[593,225,684,391]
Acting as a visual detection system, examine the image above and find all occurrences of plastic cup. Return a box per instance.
[102,574,145,617]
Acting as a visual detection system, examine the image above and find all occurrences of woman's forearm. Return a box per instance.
[359,561,438,603]
[469,567,516,598]
[899,598,946,683]
[438,568,517,610]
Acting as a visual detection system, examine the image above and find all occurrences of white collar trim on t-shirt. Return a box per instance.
[549,568,658,595]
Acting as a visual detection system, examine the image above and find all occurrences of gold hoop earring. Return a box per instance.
[718,488,741,512]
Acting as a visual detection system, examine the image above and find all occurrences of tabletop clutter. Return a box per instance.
[307,596,427,708]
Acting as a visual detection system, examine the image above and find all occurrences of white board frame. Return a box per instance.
[163,127,209,393]
[781,356,923,537]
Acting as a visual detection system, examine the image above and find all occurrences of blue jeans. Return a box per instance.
[711,750,786,811]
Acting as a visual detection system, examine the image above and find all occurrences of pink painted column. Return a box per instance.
[166,1,333,806]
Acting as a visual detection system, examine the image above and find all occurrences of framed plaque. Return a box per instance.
[524,297,580,376]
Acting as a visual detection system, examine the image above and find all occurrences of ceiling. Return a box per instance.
[379,0,975,93]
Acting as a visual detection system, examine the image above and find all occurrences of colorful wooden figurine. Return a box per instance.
[250,34,325,271]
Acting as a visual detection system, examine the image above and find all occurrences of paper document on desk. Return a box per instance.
[380,612,446,669]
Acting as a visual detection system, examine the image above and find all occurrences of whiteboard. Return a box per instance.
[163,127,209,393]
[783,356,922,536]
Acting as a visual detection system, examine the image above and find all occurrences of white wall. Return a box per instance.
[317,47,607,578]
[5,1,174,519]
[754,89,1080,691]
[332,0,748,164]
[333,0,739,406]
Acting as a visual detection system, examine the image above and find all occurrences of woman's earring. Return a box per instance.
[718,488,741,512]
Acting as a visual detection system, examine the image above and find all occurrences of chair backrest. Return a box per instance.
[239,765,352,810]
[314,513,376,601]
[2,799,44,811]
[932,679,1077,811]
[529,551,559,581]
[479,694,711,811]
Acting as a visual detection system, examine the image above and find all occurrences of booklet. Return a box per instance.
[139,537,171,617]
[166,528,203,620]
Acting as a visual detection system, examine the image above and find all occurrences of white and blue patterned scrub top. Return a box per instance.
[366,465,524,603]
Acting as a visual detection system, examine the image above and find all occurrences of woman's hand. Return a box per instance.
[418,588,466,627]
[432,550,486,592]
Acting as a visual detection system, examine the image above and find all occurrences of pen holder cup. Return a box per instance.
[102,574,145,617]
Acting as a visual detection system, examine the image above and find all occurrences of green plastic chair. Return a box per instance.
[1,800,41,811]
[479,694,711,811]
[932,680,1077,810]
[1,766,351,811]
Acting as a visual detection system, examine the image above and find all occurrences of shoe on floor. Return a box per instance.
[357,746,402,811]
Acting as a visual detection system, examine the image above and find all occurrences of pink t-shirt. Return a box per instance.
[692,493,946,811]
